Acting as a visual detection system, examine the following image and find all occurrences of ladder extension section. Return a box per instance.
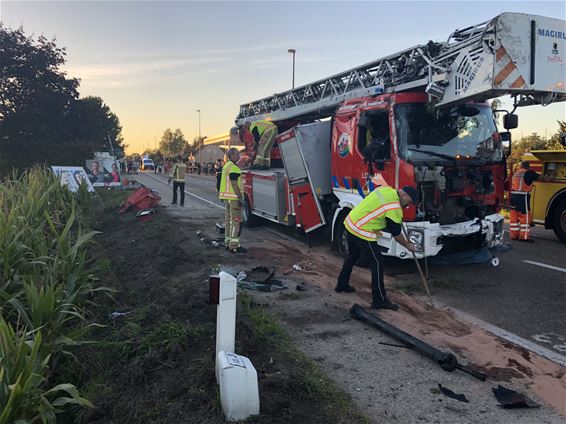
[236,22,487,124]
[236,13,566,124]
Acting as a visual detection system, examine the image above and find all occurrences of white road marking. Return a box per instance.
[143,173,224,210]
[522,260,566,273]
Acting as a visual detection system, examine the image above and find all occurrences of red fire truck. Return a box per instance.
[236,12,566,259]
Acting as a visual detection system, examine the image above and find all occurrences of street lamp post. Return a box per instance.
[288,48,296,89]
[196,109,202,168]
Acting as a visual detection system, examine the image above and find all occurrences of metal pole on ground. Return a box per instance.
[401,225,434,307]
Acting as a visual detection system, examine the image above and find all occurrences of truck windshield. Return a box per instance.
[395,103,503,163]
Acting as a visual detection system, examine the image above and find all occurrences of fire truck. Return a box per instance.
[235,12,566,259]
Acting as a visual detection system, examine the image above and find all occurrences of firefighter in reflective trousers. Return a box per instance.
[243,120,278,170]
[510,161,540,242]
[219,148,247,253]
[335,184,419,310]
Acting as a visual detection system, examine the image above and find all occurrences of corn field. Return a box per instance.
[0,168,103,423]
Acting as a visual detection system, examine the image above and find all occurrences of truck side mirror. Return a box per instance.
[499,132,512,156]
[503,114,518,130]
[560,133,566,147]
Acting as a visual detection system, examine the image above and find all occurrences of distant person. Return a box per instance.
[89,161,105,183]
[243,120,278,170]
[509,161,540,242]
[219,147,246,253]
[335,182,418,311]
[169,155,187,207]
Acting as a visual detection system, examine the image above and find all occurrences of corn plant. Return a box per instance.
[0,319,92,424]
[0,167,103,420]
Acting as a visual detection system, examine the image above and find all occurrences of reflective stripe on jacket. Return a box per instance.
[219,161,243,200]
[345,186,403,241]
[250,120,276,137]
[511,168,531,194]
[170,163,187,182]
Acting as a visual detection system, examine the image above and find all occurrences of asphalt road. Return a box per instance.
[148,171,566,355]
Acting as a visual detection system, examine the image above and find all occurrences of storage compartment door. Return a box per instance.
[291,182,325,233]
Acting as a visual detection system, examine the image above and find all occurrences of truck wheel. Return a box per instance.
[242,195,259,228]
[336,217,350,258]
[335,213,370,267]
[551,198,566,243]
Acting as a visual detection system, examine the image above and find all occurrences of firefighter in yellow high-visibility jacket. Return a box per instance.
[243,120,278,170]
[219,148,247,253]
[335,183,418,310]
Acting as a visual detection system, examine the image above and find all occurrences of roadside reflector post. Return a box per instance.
[215,271,237,381]
[209,274,220,305]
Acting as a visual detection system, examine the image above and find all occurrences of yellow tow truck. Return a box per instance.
[523,148,566,243]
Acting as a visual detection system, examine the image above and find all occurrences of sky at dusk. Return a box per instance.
[1,0,565,154]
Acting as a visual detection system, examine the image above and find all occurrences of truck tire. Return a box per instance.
[551,198,566,243]
[335,212,369,267]
[335,215,350,258]
[242,195,259,228]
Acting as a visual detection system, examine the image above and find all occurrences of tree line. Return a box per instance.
[134,129,205,164]
[0,25,125,175]
[507,120,565,170]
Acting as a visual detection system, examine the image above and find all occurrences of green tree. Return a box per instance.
[142,148,164,163]
[159,128,186,157]
[0,25,125,173]
[65,96,125,159]
[509,121,565,170]
[0,25,79,171]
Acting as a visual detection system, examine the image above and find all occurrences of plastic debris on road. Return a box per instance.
[492,384,540,409]
[296,282,307,291]
[438,384,469,403]
[235,267,287,292]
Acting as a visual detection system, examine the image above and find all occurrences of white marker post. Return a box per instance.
[215,271,237,381]
[211,272,260,421]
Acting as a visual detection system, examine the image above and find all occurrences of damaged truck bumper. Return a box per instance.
[378,213,505,259]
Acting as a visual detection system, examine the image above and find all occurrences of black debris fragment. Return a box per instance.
[378,341,410,349]
[438,384,469,403]
[492,384,540,409]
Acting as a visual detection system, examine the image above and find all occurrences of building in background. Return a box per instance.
[195,131,245,162]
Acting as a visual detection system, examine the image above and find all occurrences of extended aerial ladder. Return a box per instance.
[236,12,565,125]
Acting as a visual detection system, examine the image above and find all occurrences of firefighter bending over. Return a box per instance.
[509,161,540,242]
[219,147,247,253]
[243,120,278,170]
[335,182,418,310]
